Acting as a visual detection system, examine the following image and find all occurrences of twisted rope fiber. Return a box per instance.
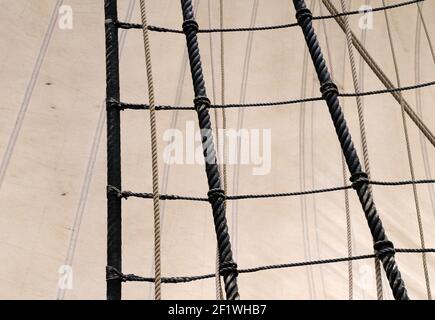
[293,0,408,300]
[382,0,431,299]
[109,178,435,202]
[138,0,162,300]
[180,0,239,300]
[109,80,435,111]
[116,0,424,33]
[321,0,435,149]
[338,0,382,300]
[105,248,435,284]
[104,0,122,300]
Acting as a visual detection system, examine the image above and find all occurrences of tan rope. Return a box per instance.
[321,0,435,149]
[338,0,383,301]
[416,2,435,63]
[319,1,353,299]
[381,0,431,299]
[139,0,162,300]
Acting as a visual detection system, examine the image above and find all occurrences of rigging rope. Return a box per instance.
[292,0,408,300]
[231,0,260,277]
[321,0,435,149]
[111,178,435,202]
[416,2,435,63]
[338,0,383,300]
[415,3,435,220]
[319,0,354,299]
[117,0,425,33]
[110,79,435,110]
[105,248,435,285]
[138,0,162,300]
[206,0,224,300]
[381,0,431,299]
[180,0,239,300]
[103,0,435,300]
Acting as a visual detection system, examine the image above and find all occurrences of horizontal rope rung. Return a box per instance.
[108,80,435,111]
[106,248,435,284]
[116,0,424,33]
[109,179,435,202]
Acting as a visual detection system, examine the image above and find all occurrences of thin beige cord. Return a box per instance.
[416,2,435,63]
[321,0,435,149]
[338,0,383,301]
[139,0,162,300]
[207,0,224,300]
[382,0,431,299]
[319,1,353,299]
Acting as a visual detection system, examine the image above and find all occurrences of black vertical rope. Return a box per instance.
[105,0,122,300]
[180,0,240,300]
[292,0,409,300]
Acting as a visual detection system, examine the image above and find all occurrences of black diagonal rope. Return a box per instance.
[292,0,408,300]
[104,0,122,301]
[116,0,424,33]
[179,0,239,300]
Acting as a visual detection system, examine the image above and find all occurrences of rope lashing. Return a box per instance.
[220,261,239,277]
[374,240,396,260]
[179,0,239,300]
[292,0,408,300]
[109,79,435,111]
[104,248,435,284]
[350,172,370,190]
[116,0,425,33]
[319,81,339,99]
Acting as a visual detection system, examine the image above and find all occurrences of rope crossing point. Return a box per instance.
[292,0,408,300]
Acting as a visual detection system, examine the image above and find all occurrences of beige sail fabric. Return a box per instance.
[0,0,434,299]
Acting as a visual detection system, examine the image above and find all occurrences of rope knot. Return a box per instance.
[106,266,127,282]
[107,185,126,199]
[374,240,395,260]
[350,172,369,190]
[105,18,117,26]
[320,81,339,99]
[107,97,124,110]
[182,19,199,33]
[219,261,238,277]
[193,96,211,111]
[207,188,225,204]
[295,7,313,25]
